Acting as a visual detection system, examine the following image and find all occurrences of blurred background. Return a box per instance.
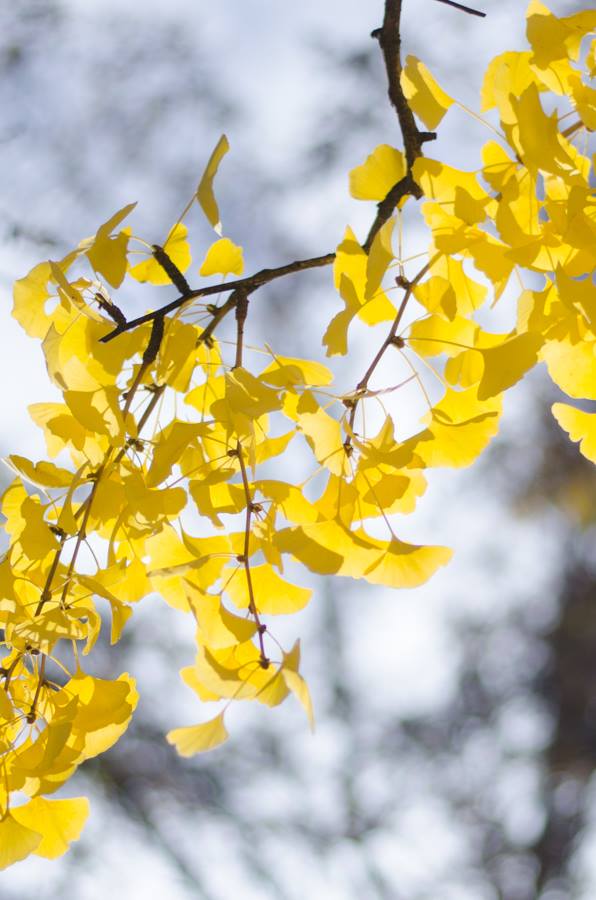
[0,1,595,898]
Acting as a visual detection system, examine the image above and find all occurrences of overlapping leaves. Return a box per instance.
[1,1,594,869]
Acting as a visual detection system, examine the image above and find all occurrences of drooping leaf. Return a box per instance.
[196,134,230,234]
[401,56,454,129]
[552,403,596,464]
[167,712,229,756]
[12,797,89,860]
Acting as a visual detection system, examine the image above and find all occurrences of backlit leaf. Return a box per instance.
[401,56,454,129]
[199,237,244,277]
[167,712,229,756]
[196,134,230,234]
[552,403,596,464]
[349,145,406,201]
[12,797,89,860]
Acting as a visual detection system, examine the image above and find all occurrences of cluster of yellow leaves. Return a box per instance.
[1,1,594,869]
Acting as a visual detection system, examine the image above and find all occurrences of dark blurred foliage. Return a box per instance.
[1,3,595,899]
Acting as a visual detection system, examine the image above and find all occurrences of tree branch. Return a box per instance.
[100,253,335,343]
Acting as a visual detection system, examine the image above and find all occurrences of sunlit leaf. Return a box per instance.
[349,145,406,201]
[12,797,89,860]
[199,237,244,277]
[196,134,230,234]
[552,403,596,464]
[401,56,454,129]
[167,712,229,756]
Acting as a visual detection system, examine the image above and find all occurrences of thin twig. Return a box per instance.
[345,261,432,448]
[433,0,486,17]
[236,442,268,665]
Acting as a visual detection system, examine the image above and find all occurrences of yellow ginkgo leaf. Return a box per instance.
[67,672,138,760]
[366,217,395,300]
[362,537,453,589]
[196,134,230,234]
[349,145,406,201]
[4,455,73,489]
[224,563,312,615]
[259,354,333,389]
[0,688,14,721]
[284,391,348,477]
[276,520,451,589]
[199,237,244,277]
[0,815,41,870]
[167,712,229,757]
[129,223,191,286]
[12,261,53,340]
[282,644,315,732]
[552,403,596,464]
[323,226,395,356]
[401,56,454,129]
[12,798,89,860]
[526,2,596,68]
[84,203,136,288]
[403,386,502,469]
[480,51,540,121]
[541,337,596,400]
[477,332,544,400]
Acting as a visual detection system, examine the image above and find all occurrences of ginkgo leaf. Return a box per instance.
[413,158,492,223]
[552,403,596,464]
[402,386,503,469]
[527,2,596,68]
[0,688,14,721]
[12,797,89,860]
[0,815,41,870]
[349,145,406,201]
[283,669,315,730]
[12,261,53,339]
[366,217,395,300]
[276,520,451,589]
[481,51,541,120]
[401,56,454,129]
[129,223,191,285]
[4,455,73,488]
[259,355,333,389]
[196,134,230,234]
[84,203,136,288]
[284,391,348,476]
[199,237,244,277]
[363,538,453,589]
[188,588,256,648]
[510,84,578,176]
[477,332,544,400]
[68,672,138,759]
[224,563,312,615]
[541,337,596,400]
[323,226,395,357]
[414,257,487,321]
[167,712,229,756]
[408,314,478,357]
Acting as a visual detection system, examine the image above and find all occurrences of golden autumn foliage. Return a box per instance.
[1,0,595,868]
